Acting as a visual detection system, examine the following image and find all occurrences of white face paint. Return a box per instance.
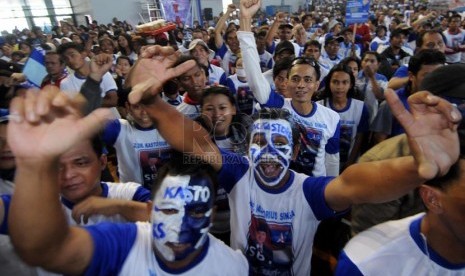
[249,118,293,187]
[152,174,213,261]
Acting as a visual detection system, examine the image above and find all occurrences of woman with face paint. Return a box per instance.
[8,33,461,276]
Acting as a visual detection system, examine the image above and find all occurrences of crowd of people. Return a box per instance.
[0,0,465,275]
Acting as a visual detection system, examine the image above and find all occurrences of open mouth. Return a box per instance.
[258,161,284,178]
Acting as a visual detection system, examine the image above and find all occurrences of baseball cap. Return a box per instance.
[328,19,341,31]
[188,39,215,55]
[274,40,295,56]
[420,64,465,99]
[325,34,344,45]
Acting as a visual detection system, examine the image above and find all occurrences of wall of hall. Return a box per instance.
[70,0,302,27]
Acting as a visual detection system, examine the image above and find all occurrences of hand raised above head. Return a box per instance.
[7,86,113,164]
[128,45,196,105]
[386,89,462,179]
[240,0,261,18]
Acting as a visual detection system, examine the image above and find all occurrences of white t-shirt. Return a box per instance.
[218,150,341,276]
[103,119,171,190]
[337,213,465,276]
[85,222,248,275]
[60,71,117,98]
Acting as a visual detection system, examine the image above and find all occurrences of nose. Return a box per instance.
[62,165,77,180]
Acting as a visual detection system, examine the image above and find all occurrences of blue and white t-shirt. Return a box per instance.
[226,74,256,116]
[103,119,171,190]
[336,213,465,276]
[208,63,227,85]
[318,98,369,164]
[60,71,117,98]
[264,91,341,177]
[84,222,248,276]
[219,150,341,276]
[216,43,238,76]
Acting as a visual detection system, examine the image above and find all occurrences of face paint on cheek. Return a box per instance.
[151,174,214,261]
[249,119,293,187]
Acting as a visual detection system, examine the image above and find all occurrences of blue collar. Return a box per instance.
[410,215,465,270]
[156,236,210,274]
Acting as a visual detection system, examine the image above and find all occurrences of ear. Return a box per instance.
[419,185,443,213]
[99,154,108,171]
[408,71,415,83]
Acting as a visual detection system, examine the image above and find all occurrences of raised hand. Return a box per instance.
[386,90,461,179]
[89,53,114,82]
[7,86,112,163]
[240,0,261,19]
[127,45,195,104]
[227,4,237,14]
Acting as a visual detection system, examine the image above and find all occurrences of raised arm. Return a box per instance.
[265,12,285,49]
[215,4,236,49]
[127,46,222,171]
[80,53,114,115]
[324,90,461,211]
[239,0,273,104]
[8,87,112,274]
[71,197,151,224]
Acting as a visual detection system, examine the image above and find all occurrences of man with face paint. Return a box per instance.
[7,34,462,276]
[7,86,248,275]
[108,2,459,275]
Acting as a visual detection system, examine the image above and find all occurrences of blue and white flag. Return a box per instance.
[22,48,47,88]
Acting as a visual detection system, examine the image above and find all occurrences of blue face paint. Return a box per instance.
[249,119,293,187]
[152,174,213,261]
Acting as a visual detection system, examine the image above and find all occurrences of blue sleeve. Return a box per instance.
[325,121,340,154]
[370,41,378,51]
[217,149,249,193]
[302,176,340,220]
[84,222,137,276]
[219,72,227,85]
[266,40,276,55]
[102,119,121,146]
[357,105,370,133]
[392,65,408,78]
[0,194,11,234]
[263,89,285,108]
[335,250,364,276]
[216,43,228,59]
[226,78,236,94]
[132,186,152,202]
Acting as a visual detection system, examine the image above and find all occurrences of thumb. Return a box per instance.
[76,108,114,139]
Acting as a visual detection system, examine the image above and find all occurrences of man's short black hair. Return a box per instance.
[408,49,445,76]
[173,55,208,77]
[57,42,86,55]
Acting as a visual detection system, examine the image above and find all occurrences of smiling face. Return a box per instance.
[249,119,293,187]
[152,174,213,262]
[287,64,320,104]
[201,93,236,137]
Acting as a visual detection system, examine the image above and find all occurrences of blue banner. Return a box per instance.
[345,0,370,25]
